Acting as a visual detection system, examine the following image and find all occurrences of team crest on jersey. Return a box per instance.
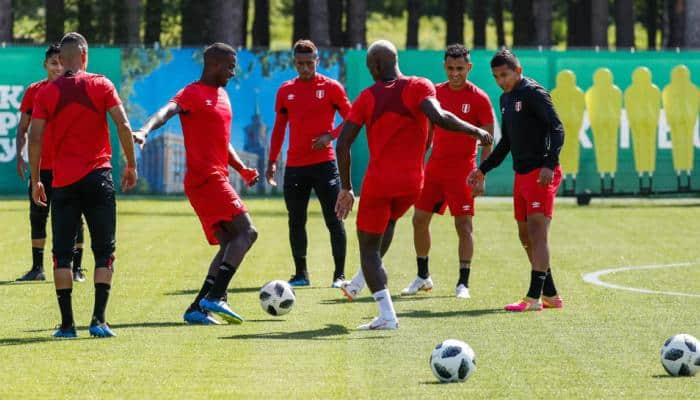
[205,99,213,106]
[515,100,522,112]
[461,103,470,113]
[287,94,295,100]
[316,90,325,99]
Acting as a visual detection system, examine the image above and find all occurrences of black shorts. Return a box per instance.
[52,168,115,268]
[28,170,54,239]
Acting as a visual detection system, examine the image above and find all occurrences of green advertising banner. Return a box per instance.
[0,47,122,194]
[345,49,700,199]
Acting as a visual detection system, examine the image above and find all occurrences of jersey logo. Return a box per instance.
[287,94,295,100]
[316,90,325,99]
[515,100,522,112]
[531,201,541,208]
[205,99,213,106]
[461,103,470,114]
[233,199,243,209]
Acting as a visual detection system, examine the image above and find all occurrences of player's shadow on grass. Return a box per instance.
[222,323,350,341]
[397,308,504,319]
[0,336,91,347]
[0,280,52,286]
[319,295,445,305]
[164,287,260,296]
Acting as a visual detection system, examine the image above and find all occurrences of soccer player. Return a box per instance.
[334,40,492,330]
[266,39,351,288]
[15,43,86,283]
[468,49,565,312]
[133,43,259,326]
[402,44,494,299]
[29,32,138,338]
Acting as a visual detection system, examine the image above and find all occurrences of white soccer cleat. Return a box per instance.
[340,280,362,301]
[356,317,399,330]
[400,276,434,295]
[455,284,471,299]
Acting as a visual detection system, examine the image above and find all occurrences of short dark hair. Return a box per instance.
[45,43,61,60]
[59,32,88,52]
[203,42,236,63]
[293,39,318,55]
[490,48,520,70]
[444,44,470,62]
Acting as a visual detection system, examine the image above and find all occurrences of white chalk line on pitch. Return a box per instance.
[582,261,700,298]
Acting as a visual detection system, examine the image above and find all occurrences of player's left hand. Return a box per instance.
[467,169,485,189]
[473,179,486,197]
[240,167,260,187]
[32,181,47,207]
[311,133,333,150]
[132,130,147,150]
[121,166,138,192]
[335,189,355,220]
[537,167,553,187]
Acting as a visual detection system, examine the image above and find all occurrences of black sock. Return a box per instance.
[526,270,547,299]
[458,260,471,287]
[191,274,216,309]
[417,256,429,279]
[293,256,308,279]
[92,283,111,324]
[56,288,74,328]
[32,247,44,270]
[72,248,83,271]
[207,263,237,300]
[543,268,558,297]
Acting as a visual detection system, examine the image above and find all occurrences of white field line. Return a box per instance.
[582,262,700,298]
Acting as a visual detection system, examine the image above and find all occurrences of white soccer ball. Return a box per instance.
[259,280,296,316]
[660,333,700,376]
[430,339,476,383]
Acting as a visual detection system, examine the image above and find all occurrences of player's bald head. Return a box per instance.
[366,40,398,80]
[203,42,236,68]
[59,32,88,62]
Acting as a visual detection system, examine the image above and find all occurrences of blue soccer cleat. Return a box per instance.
[89,322,117,338]
[198,298,244,324]
[288,275,310,287]
[52,325,78,339]
[183,307,222,325]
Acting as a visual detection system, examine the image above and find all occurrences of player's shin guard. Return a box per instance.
[542,268,558,297]
[207,263,236,300]
[93,282,111,324]
[56,287,74,329]
[526,270,547,299]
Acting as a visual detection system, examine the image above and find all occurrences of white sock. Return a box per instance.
[372,289,397,321]
[351,268,365,289]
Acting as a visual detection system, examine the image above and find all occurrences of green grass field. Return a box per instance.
[1,197,699,399]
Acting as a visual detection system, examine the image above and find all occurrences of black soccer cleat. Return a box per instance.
[16,268,46,281]
[72,267,86,282]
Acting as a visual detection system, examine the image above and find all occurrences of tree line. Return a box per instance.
[0,0,698,49]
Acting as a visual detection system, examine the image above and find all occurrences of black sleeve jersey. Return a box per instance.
[479,77,564,175]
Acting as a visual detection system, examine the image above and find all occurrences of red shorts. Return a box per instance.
[513,166,562,222]
[415,175,474,216]
[185,175,248,245]
[356,189,420,234]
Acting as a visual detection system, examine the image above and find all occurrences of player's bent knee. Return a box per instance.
[95,254,116,271]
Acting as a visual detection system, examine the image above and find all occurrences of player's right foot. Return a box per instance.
[72,267,86,282]
[400,275,433,295]
[542,294,564,309]
[330,275,345,289]
[16,268,46,281]
[183,307,222,325]
[288,275,310,287]
[455,284,471,299]
[356,317,399,330]
[199,298,244,324]
[89,322,117,338]
[504,297,543,312]
[340,280,362,301]
[52,325,77,339]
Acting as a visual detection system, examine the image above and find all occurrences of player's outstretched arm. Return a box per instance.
[229,144,259,187]
[108,104,138,192]
[334,121,362,220]
[420,98,493,146]
[133,102,182,148]
[15,112,31,180]
[27,118,47,206]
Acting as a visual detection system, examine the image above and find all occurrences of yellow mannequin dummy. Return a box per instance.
[585,68,622,179]
[552,70,585,179]
[624,67,661,178]
[662,65,699,175]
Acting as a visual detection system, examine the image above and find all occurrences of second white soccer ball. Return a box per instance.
[430,339,476,383]
[660,333,700,377]
[259,280,296,316]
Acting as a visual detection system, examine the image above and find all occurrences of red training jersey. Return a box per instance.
[171,81,232,188]
[32,71,121,187]
[20,80,54,170]
[346,76,436,195]
[427,81,494,178]
[269,74,351,167]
